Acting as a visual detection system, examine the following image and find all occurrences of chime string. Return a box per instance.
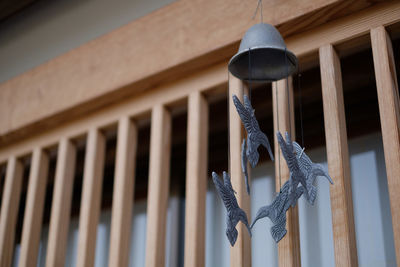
[252,0,263,23]
[298,70,305,147]
[227,70,231,175]
[275,81,282,191]
[284,47,293,139]
[248,48,252,101]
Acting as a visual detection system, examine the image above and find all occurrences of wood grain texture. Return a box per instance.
[0,157,23,267]
[319,44,358,267]
[184,91,208,267]
[76,129,106,267]
[145,105,171,267]
[45,139,76,267]
[108,117,137,267]
[272,77,301,267]
[371,26,400,266]
[18,148,49,267]
[229,74,251,267]
[0,0,391,145]
[2,2,400,158]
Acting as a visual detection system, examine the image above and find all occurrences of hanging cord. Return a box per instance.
[297,70,305,147]
[248,48,252,100]
[284,47,293,139]
[227,70,231,175]
[275,81,282,191]
[252,0,263,23]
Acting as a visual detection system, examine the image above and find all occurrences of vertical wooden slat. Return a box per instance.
[18,148,49,267]
[145,105,171,267]
[0,157,23,267]
[272,77,301,267]
[371,26,400,266]
[229,74,251,267]
[108,117,137,267]
[319,44,358,266]
[184,91,208,267]
[45,138,77,267]
[76,129,106,267]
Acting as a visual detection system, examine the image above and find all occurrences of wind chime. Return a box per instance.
[212,0,333,246]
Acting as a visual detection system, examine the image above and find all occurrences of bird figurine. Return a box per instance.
[212,171,252,246]
[292,141,334,205]
[233,94,274,167]
[241,138,251,194]
[277,131,312,204]
[250,181,305,242]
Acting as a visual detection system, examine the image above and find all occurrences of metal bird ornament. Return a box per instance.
[241,138,250,194]
[212,171,252,246]
[277,131,312,204]
[292,141,334,205]
[233,94,274,166]
[251,181,305,242]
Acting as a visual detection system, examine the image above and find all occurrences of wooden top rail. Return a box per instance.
[0,2,399,151]
[1,2,400,163]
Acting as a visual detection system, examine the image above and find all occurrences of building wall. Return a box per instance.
[0,0,174,84]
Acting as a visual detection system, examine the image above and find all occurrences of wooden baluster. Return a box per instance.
[371,26,400,266]
[0,157,23,267]
[45,139,77,267]
[145,105,171,267]
[229,74,251,267]
[272,77,301,267]
[108,117,137,267]
[319,44,358,266]
[18,148,49,267]
[76,129,106,267]
[184,92,208,267]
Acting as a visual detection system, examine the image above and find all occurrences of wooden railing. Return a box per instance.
[0,2,399,267]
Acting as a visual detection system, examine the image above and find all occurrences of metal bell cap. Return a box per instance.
[228,23,298,82]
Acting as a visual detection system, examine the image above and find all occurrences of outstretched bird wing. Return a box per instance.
[212,172,239,212]
[233,95,253,132]
[277,131,296,170]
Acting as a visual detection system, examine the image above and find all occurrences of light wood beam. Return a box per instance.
[76,129,106,267]
[319,44,358,266]
[45,138,77,267]
[0,157,23,267]
[184,91,208,267]
[229,74,251,267]
[272,77,301,267]
[371,26,400,266]
[145,105,171,267]
[18,148,49,267]
[108,117,138,267]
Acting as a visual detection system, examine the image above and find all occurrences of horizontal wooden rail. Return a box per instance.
[1,2,400,163]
